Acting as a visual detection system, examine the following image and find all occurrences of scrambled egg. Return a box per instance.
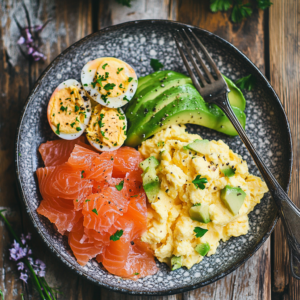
[49,85,85,134]
[140,125,268,269]
[86,104,127,151]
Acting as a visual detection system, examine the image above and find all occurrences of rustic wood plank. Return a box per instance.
[269,0,300,298]
[177,1,270,299]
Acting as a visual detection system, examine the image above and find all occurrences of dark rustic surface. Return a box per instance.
[0,0,298,299]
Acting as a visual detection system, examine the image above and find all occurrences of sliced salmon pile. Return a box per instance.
[36,137,157,279]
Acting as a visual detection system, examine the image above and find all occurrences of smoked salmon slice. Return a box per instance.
[39,136,93,167]
[68,219,104,266]
[112,147,143,178]
[36,163,93,201]
[37,196,82,235]
[82,189,129,232]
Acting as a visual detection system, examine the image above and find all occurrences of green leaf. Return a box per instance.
[192,175,208,190]
[85,199,91,202]
[76,127,81,132]
[150,59,164,71]
[81,170,85,178]
[256,0,272,10]
[102,63,108,70]
[92,208,98,215]
[115,180,124,191]
[231,2,252,23]
[128,77,133,82]
[115,0,131,7]
[194,227,208,238]
[104,83,116,91]
[117,67,124,74]
[210,0,232,12]
[235,74,256,91]
[110,229,123,241]
[55,123,60,135]
[134,272,139,275]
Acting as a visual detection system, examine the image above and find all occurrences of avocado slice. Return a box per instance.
[195,242,210,256]
[171,256,182,271]
[125,71,246,147]
[184,139,210,155]
[189,203,210,223]
[220,166,236,177]
[140,156,159,172]
[220,185,246,215]
[142,167,160,203]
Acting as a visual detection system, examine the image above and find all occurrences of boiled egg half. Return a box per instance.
[47,79,91,140]
[86,104,127,151]
[81,57,138,108]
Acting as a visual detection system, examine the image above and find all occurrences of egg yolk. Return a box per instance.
[49,86,86,134]
[93,59,134,98]
[86,104,126,149]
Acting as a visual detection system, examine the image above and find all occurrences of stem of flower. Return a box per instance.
[0,288,4,300]
[0,210,22,244]
[40,278,57,300]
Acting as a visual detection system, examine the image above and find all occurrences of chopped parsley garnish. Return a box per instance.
[235,74,256,91]
[52,113,55,116]
[128,77,133,82]
[70,122,75,128]
[101,131,106,137]
[92,208,98,215]
[102,63,108,70]
[115,180,124,191]
[76,117,79,122]
[113,142,118,146]
[157,141,165,147]
[81,170,85,178]
[110,229,123,241]
[117,67,124,74]
[134,272,139,275]
[70,91,74,95]
[123,95,129,102]
[150,58,164,71]
[101,94,108,103]
[83,83,88,86]
[119,116,125,120]
[104,83,116,91]
[55,123,60,135]
[60,105,67,112]
[75,105,79,112]
[85,199,91,202]
[119,83,124,89]
[130,195,138,198]
[110,157,114,160]
[98,113,105,128]
[192,175,208,190]
[76,127,81,131]
[194,227,208,238]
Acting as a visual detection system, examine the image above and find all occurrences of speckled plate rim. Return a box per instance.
[15,19,293,296]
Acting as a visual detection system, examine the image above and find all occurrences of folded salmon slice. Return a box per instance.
[112,147,143,178]
[68,218,104,266]
[39,136,93,167]
[37,196,82,235]
[82,189,129,232]
[36,163,93,201]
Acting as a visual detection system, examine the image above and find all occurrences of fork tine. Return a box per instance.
[189,29,222,78]
[177,32,208,86]
[182,29,215,83]
[174,36,203,92]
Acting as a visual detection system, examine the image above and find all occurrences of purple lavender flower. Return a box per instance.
[9,240,26,261]
[20,272,28,283]
[14,3,50,62]
[17,262,25,271]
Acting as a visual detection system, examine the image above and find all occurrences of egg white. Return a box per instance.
[87,108,127,152]
[81,57,138,108]
[47,79,91,140]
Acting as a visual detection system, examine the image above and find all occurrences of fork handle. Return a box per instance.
[215,93,300,279]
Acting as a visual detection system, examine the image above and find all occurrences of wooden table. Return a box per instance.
[0,0,299,299]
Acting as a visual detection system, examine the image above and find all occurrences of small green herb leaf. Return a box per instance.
[150,59,164,71]
[81,170,85,178]
[76,127,81,132]
[192,175,208,190]
[85,199,91,202]
[210,0,232,12]
[128,77,133,82]
[55,123,60,135]
[134,272,139,275]
[110,229,123,241]
[104,83,116,91]
[115,180,124,191]
[75,105,79,112]
[102,63,108,70]
[194,227,208,238]
[231,2,252,23]
[235,74,256,91]
[92,208,98,215]
[117,67,124,74]
[256,0,272,10]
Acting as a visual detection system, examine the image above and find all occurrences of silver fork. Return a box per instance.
[175,28,300,279]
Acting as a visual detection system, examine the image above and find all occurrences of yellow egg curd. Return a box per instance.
[49,86,85,134]
[140,125,268,269]
[86,104,126,148]
[94,58,134,98]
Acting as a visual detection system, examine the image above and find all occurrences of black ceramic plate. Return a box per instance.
[15,20,292,295]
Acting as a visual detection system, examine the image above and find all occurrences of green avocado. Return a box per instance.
[185,139,210,155]
[142,166,160,203]
[220,166,236,177]
[220,185,246,215]
[195,242,210,256]
[125,71,246,147]
[139,156,159,172]
[171,256,182,271]
[189,203,210,223]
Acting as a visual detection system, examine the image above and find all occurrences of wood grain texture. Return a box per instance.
[177,1,270,299]
[269,0,300,298]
